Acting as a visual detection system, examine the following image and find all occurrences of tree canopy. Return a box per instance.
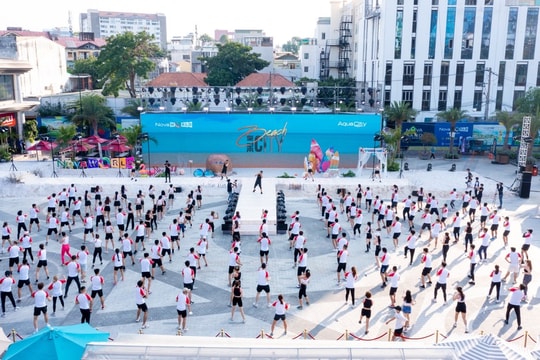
[436,108,468,156]
[515,87,540,115]
[282,37,301,55]
[70,57,101,89]
[97,31,164,98]
[202,42,269,86]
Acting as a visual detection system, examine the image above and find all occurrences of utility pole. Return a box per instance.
[484,67,492,121]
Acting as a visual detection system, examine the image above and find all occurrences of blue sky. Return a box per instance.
[3,0,331,46]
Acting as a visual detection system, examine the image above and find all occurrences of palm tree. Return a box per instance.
[436,108,468,157]
[69,93,116,136]
[384,101,418,156]
[121,99,144,118]
[496,111,519,149]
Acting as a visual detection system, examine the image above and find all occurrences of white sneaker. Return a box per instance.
[141,324,149,329]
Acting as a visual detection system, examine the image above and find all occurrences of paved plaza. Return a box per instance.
[0,154,538,348]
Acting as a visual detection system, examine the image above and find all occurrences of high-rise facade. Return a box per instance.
[311,0,540,121]
[80,9,167,50]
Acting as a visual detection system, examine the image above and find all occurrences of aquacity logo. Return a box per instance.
[337,121,368,128]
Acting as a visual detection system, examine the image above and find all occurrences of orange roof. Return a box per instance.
[147,72,208,87]
[235,73,294,87]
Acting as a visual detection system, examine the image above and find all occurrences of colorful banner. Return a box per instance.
[0,113,16,127]
[55,157,134,169]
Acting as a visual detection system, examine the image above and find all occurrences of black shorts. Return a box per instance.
[422,267,432,276]
[47,228,58,235]
[91,289,103,298]
[136,236,144,243]
[480,215,487,223]
[417,196,424,202]
[37,260,48,268]
[18,279,30,288]
[256,285,270,293]
[184,282,193,290]
[366,199,372,205]
[47,207,55,213]
[491,224,499,231]
[59,200,66,207]
[408,215,415,221]
[9,258,19,267]
[394,328,404,336]
[157,206,163,213]
[105,233,113,240]
[34,306,47,316]
[141,271,151,279]
[503,230,510,236]
[386,220,392,227]
[462,202,469,208]
[297,266,306,277]
[118,224,125,232]
[389,287,398,296]
[114,200,121,207]
[30,218,39,224]
[331,234,338,240]
[260,250,269,257]
[377,214,384,221]
[391,201,397,209]
[85,200,91,207]
[228,266,235,274]
[374,245,381,256]
[421,223,431,230]
[136,204,142,210]
[61,221,69,227]
[161,249,171,256]
[273,314,286,321]
[168,194,174,200]
[104,206,111,212]
[393,232,401,240]
[337,262,346,272]
[152,258,162,267]
[380,265,389,274]
[455,302,467,313]
[177,309,187,317]
[171,235,179,242]
[522,244,530,251]
[361,308,371,318]
[114,266,123,271]
[84,228,93,234]
[123,251,133,257]
[232,297,243,307]
[72,210,81,217]
[136,303,148,312]
[196,195,202,201]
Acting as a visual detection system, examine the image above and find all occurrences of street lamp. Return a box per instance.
[42,136,57,178]
[372,134,384,180]
[139,133,151,169]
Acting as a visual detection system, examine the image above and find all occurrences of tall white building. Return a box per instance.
[311,0,540,121]
[80,9,167,50]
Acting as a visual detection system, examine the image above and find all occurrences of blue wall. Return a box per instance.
[141,112,382,156]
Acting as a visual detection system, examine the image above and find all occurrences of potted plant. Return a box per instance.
[495,148,511,164]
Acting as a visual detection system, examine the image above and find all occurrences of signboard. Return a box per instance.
[55,157,135,169]
[0,113,16,127]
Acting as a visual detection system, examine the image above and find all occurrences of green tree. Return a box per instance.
[70,57,101,89]
[515,87,540,115]
[55,125,77,148]
[121,99,145,117]
[282,37,301,55]
[218,34,229,44]
[202,42,269,86]
[496,111,520,148]
[68,93,116,136]
[384,101,418,156]
[23,119,38,143]
[97,31,164,98]
[436,107,468,157]
[37,101,68,117]
[198,33,213,47]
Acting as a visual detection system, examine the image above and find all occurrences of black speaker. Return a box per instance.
[90,187,96,193]
[520,172,532,199]
[174,186,182,193]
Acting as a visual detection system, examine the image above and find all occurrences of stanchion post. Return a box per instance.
[480,330,484,335]
[388,328,392,341]
[524,331,528,348]
[345,329,349,341]
[177,328,183,336]
[220,329,225,337]
[303,329,307,339]
[261,329,265,339]
[435,330,439,344]
[11,329,16,342]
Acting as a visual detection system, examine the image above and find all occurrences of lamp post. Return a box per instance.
[139,133,151,170]
[372,134,383,180]
[44,136,58,178]
[77,135,87,178]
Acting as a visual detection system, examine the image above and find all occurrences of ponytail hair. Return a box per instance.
[278,294,284,304]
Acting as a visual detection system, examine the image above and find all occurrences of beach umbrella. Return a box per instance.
[102,141,131,153]
[3,323,109,360]
[60,142,96,154]
[82,135,108,158]
[26,140,58,161]
[0,327,12,356]
[438,333,533,360]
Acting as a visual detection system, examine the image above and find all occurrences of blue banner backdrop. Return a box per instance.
[141,113,382,155]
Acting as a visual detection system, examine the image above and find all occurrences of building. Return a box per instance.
[53,32,106,70]
[299,36,323,80]
[169,34,195,65]
[80,9,167,50]
[310,0,540,122]
[273,52,302,82]
[233,30,274,72]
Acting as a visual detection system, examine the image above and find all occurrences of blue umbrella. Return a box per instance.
[3,323,109,360]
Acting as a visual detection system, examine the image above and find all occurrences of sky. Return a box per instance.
[2,0,332,46]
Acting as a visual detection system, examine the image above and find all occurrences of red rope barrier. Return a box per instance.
[439,333,447,339]
[508,334,525,342]
[292,332,303,340]
[336,334,344,340]
[348,332,388,341]
[402,333,435,341]
[527,334,537,343]
[308,333,316,340]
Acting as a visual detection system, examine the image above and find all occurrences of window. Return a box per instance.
[438,90,448,111]
[432,0,439,4]
[537,62,540,86]
[398,0,404,4]
[461,8,475,59]
[429,10,438,59]
[0,75,15,102]
[498,62,506,87]
[422,90,431,111]
[473,90,483,111]
[513,91,525,110]
[440,62,450,86]
[423,63,433,86]
[465,0,477,4]
[403,64,415,86]
[304,66,309,73]
[385,63,392,86]
[444,7,456,59]
[475,63,485,86]
[395,10,404,59]
[454,90,462,109]
[412,10,418,34]
[506,8,518,59]
[523,8,539,59]
[456,63,465,86]
[515,64,528,86]
[480,8,493,59]
[495,90,503,111]
[321,32,326,40]
[411,37,416,59]
[402,90,414,107]
[384,90,391,107]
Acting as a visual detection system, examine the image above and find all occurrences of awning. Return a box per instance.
[0,101,39,112]
[0,59,32,74]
